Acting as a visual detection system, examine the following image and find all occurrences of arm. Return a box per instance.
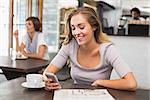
[43,64,61,91]
[43,64,59,76]
[13,30,20,52]
[22,45,46,59]
[92,44,137,91]
[20,42,26,53]
[92,72,137,91]
[43,44,70,91]
[15,37,20,52]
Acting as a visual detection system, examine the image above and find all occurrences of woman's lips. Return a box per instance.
[77,36,83,40]
[76,36,84,44]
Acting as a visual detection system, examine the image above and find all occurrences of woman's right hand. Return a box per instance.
[44,76,61,91]
[14,30,19,38]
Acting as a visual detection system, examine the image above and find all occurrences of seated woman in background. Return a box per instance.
[14,17,49,60]
[43,7,137,91]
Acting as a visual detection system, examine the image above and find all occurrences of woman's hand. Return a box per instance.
[91,72,137,91]
[44,76,61,91]
[20,50,28,57]
[14,30,19,38]
[91,80,103,86]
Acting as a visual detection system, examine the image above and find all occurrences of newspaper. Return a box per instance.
[54,89,115,100]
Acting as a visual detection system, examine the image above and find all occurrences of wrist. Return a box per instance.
[15,37,19,39]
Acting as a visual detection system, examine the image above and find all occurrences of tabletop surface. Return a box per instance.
[0,77,149,100]
[0,56,50,72]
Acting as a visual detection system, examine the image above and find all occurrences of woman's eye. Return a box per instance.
[79,25,85,29]
[71,26,75,30]
[80,27,84,29]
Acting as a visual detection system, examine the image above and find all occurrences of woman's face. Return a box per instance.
[25,20,35,33]
[70,14,94,45]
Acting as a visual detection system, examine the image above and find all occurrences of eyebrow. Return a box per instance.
[71,23,85,27]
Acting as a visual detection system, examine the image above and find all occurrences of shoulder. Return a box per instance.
[37,32,45,41]
[63,38,77,48]
[21,33,28,42]
[100,42,117,57]
[100,42,114,49]
[37,32,44,37]
[60,38,78,54]
[22,33,28,38]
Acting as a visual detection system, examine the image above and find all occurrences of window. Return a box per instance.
[13,0,27,49]
[0,0,40,56]
[32,0,37,16]
[0,0,10,56]
[42,0,60,52]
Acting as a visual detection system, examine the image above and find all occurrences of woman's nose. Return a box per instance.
[72,29,80,37]
[26,25,29,28]
[73,32,80,38]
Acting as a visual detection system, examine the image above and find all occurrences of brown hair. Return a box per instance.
[130,7,141,15]
[26,16,41,32]
[63,7,110,44]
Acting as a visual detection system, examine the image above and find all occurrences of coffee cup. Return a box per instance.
[26,74,43,88]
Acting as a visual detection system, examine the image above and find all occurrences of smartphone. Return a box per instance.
[45,72,59,83]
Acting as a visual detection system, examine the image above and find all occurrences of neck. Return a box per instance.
[28,32,36,42]
[79,39,99,53]
[29,32,35,38]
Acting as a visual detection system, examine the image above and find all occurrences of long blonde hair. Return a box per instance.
[63,7,110,44]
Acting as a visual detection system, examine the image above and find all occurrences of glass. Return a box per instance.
[9,48,16,60]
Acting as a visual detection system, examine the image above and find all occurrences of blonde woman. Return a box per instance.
[43,7,137,91]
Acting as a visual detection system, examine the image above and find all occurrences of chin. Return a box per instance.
[77,41,86,46]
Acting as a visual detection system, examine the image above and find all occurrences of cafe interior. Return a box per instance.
[0,0,150,100]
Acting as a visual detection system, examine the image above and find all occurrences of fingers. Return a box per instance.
[91,82,97,86]
[14,30,19,35]
[21,51,28,57]
[45,82,61,90]
[91,80,100,86]
[44,85,61,91]
[14,30,19,38]
[44,79,61,91]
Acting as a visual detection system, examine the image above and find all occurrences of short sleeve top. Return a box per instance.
[51,39,131,85]
[21,32,49,60]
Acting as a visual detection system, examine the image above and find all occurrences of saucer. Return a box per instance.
[16,56,28,60]
[21,82,45,88]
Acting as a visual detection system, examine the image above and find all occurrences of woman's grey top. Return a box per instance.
[51,39,131,85]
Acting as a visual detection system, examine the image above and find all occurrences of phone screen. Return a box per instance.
[46,73,59,83]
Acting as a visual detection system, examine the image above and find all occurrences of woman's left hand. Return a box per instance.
[91,80,103,86]
[21,51,27,56]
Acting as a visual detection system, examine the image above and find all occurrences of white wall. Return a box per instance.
[122,0,150,10]
[103,9,122,34]
[101,0,123,34]
[109,36,150,90]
